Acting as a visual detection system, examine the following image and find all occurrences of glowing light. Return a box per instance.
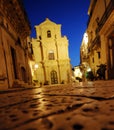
[87,68,91,72]
[34,64,38,69]
[74,67,82,78]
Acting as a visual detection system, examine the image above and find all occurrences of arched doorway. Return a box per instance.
[50,70,58,84]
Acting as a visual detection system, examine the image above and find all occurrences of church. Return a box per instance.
[32,18,71,85]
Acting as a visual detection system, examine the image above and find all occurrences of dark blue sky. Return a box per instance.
[23,0,90,67]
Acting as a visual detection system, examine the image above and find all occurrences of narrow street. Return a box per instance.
[0,80,114,130]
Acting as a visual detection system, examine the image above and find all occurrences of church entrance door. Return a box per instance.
[51,70,58,84]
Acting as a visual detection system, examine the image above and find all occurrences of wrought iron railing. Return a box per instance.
[96,0,114,34]
[89,34,101,51]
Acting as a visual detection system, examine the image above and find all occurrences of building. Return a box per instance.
[86,0,114,79]
[80,32,91,81]
[27,36,35,85]
[0,0,32,89]
[73,66,82,81]
[80,33,89,63]
[32,18,71,85]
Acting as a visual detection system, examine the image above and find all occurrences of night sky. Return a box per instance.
[23,0,90,67]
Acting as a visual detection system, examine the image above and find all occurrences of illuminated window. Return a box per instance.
[49,50,54,60]
[47,30,51,38]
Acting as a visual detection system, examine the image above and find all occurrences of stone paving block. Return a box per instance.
[0,80,114,130]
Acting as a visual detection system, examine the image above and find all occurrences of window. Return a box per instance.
[92,57,94,63]
[97,52,101,59]
[16,37,21,46]
[39,36,41,40]
[48,50,54,60]
[47,30,51,38]
[6,23,9,29]
[28,42,33,54]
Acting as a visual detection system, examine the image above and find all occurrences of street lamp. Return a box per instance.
[34,63,38,70]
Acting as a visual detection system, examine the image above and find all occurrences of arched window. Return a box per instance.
[47,30,51,38]
[48,50,54,60]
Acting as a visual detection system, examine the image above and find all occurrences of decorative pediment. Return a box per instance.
[39,18,57,27]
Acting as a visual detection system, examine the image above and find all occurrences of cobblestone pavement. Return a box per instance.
[0,80,114,130]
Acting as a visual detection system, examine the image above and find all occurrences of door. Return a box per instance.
[21,67,27,82]
[11,47,17,79]
[51,70,58,84]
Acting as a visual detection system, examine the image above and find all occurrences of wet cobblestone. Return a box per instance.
[0,80,114,130]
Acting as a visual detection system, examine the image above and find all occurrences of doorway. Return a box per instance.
[10,47,17,79]
[21,67,27,82]
[50,70,58,84]
[108,36,114,79]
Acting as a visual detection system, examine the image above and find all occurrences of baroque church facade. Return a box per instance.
[32,18,71,85]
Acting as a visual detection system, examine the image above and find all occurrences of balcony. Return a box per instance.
[89,35,101,50]
[96,0,114,34]
[87,0,114,29]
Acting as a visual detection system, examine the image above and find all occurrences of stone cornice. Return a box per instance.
[0,0,31,39]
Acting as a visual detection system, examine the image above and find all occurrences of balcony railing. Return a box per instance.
[89,35,101,51]
[87,0,114,29]
[96,0,114,34]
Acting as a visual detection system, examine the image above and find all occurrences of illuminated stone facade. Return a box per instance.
[80,32,91,81]
[80,33,89,64]
[0,0,32,89]
[87,0,114,79]
[32,18,71,85]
